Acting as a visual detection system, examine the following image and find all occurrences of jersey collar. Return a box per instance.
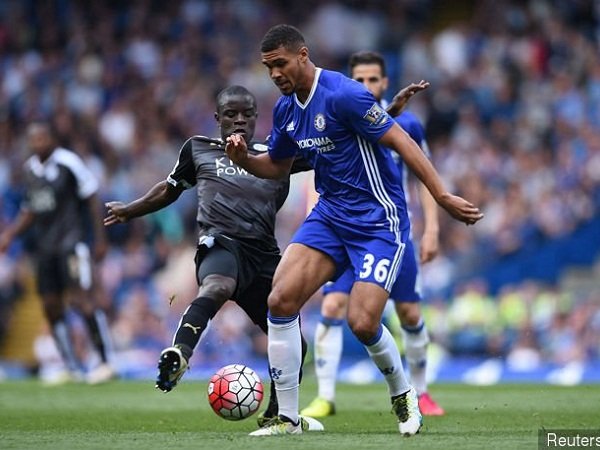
[294,68,322,110]
[27,148,59,177]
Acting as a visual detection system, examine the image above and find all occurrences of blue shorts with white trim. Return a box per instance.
[322,238,422,302]
[291,205,409,293]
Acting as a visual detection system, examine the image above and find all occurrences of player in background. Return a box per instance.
[104,86,321,431]
[226,24,482,437]
[301,51,444,419]
[0,121,115,384]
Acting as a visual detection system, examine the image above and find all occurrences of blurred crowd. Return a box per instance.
[421,280,600,366]
[0,0,599,372]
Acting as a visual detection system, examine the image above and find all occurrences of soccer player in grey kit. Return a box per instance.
[0,121,115,384]
[104,85,320,429]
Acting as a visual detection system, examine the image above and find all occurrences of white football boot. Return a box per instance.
[392,387,423,436]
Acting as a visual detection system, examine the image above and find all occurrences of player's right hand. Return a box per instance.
[438,193,484,226]
[225,133,248,165]
[104,201,129,226]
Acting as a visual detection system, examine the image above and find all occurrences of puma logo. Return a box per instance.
[183,323,202,335]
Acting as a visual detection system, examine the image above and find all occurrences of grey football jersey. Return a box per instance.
[167,136,310,252]
[22,148,98,255]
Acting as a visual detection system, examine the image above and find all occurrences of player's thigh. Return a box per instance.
[286,208,349,283]
[321,292,349,319]
[195,244,238,299]
[35,254,65,299]
[321,267,352,318]
[269,243,337,313]
[236,276,271,334]
[395,301,422,327]
[196,244,238,281]
[65,243,98,313]
[34,254,66,319]
[347,281,390,334]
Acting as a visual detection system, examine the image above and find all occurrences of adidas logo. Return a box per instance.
[286,121,295,131]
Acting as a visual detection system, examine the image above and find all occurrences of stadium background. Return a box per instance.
[0,0,598,386]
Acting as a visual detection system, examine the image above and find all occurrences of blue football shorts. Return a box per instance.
[291,205,409,293]
[322,238,421,302]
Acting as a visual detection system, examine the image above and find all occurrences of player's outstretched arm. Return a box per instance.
[0,209,34,253]
[104,180,183,226]
[380,124,483,226]
[417,182,440,264]
[225,133,293,180]
[386,80,430,117]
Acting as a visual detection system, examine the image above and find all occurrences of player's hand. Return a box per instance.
[438,193,484,226]
[419,231,439,264]
[225,133,248,165]
[104,201,130,226]
[388,80,430,116]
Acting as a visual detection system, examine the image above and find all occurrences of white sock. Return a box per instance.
[401,320,429,395]
[365,324,410,397]
[268,314,302,424]
[314,317,343,402]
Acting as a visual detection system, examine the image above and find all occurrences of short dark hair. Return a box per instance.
[260,24,305,53]
[216,85,256,111]
[348,51,387,77]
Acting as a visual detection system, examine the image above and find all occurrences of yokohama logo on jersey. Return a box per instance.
[296,136,336,154]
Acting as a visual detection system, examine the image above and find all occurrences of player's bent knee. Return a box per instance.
[199,275,236,302]
[397,304,422,327]
[267,289,299,317]
[348,320,379,345]
[322,294,347,319]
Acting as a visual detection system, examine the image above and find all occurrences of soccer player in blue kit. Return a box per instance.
[226,25,483,436]
[302,51,445,419]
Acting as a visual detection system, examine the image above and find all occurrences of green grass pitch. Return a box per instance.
[0,379,597,449]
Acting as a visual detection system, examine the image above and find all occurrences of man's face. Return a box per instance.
[215,94,257,143]
[261,45,307,96]
[26,124,54,161]
[351,63,388,102]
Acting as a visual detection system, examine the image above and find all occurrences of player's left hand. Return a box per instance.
[225,133,248,165]
[387,80,430,116]
[419,231,439,264]
[438,193,484,226]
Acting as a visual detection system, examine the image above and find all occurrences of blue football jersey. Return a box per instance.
[268,68,409,234]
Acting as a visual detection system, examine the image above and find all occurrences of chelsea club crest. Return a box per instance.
[314,113,326,131]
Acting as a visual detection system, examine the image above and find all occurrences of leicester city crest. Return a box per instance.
[314,113,326,131]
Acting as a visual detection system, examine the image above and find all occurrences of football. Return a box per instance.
[207,364,264,420]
